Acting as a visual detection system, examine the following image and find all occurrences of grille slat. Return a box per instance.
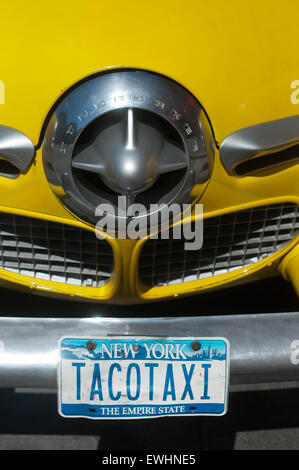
[0,214,113,287]
[139,203,299,287]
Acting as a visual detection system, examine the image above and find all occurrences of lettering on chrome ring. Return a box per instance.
[73,94,194,138]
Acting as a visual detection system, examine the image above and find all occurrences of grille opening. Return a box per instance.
[0,159,20,179]
[0,214,113,287]
[235,144,299,176]
[139,203,299,287]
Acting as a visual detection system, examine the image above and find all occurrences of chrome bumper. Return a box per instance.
[0,312,298,388]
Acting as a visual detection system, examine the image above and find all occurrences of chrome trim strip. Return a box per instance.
[0,312,298,388]
[219,115,299,174]
[0,125,36,175]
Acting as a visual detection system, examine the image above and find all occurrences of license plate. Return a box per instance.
[58,336,229,419]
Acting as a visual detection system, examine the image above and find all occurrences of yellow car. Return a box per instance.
[0,0,298,421]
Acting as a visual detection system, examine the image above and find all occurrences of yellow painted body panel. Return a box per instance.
[1,1,299,145]
[0,1,298,302]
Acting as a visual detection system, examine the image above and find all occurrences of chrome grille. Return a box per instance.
[0,214,113,287]
[139,203,299,287]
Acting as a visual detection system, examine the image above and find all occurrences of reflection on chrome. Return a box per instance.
[0,350,58,366]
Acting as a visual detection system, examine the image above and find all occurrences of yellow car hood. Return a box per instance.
[0,0,298,146]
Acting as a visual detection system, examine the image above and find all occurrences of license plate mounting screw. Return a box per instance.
[133,344,140,352]
[191,341,201,351]
[86,340,97,351]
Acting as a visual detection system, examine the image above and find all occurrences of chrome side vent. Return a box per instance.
[0,159,20,179]
[220,116,299,176]
[234,143,299,176]
[139,203,299,287]
[0,126,36,176]
[0,214,113,287]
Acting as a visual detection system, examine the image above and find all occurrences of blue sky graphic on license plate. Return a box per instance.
[58,336,229,419]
